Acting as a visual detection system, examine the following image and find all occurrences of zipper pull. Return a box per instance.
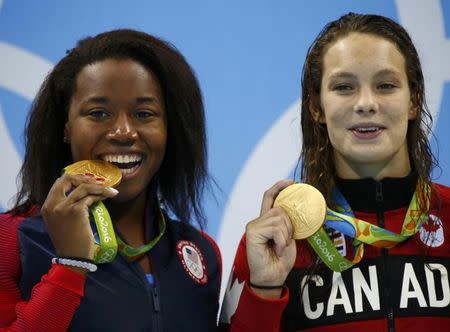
[152,286,161,312]
[375,182,383,202]
[147,273,160,312]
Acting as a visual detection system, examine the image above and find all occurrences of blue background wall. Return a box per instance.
[1,0,449,299]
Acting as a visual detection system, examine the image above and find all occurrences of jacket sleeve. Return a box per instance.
[218,235,289,332]
[0,213,86,331]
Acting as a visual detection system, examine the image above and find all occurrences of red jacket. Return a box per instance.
[220,176,450,332]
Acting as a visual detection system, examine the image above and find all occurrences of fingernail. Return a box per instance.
[106,187,119,195]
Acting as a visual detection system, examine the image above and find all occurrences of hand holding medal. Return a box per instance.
[64,160,122,263]
[64,160,166,264]
[41,160,120,264]
[272,183,353,272]
[244,179,297,293]
[64,160,122,188]
[272,182,430,272]
[273,183,326,239]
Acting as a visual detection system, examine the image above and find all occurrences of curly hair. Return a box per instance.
[13,29,210,228]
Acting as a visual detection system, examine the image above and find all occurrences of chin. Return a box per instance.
[112,187,147,204]
[350,146,392,160]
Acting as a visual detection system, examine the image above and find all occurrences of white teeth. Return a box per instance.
[120,164,139,174]
[102,154,142,164]
[356,127,379,132]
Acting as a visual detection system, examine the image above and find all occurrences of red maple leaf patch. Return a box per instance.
[422,219,440,232]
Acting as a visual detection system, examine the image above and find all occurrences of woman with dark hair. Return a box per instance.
[0,29,221,331]
[220,13,449,331]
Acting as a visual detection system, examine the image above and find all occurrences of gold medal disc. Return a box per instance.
[64,160,122,188]
[273,183,326,239]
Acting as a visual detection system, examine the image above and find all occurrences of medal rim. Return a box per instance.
[64,160,122,187]
[274,183,326,239]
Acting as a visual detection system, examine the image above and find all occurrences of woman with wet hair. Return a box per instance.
[0,29,221,331]
[220,13,449,331]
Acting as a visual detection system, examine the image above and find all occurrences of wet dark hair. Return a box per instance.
[13,29,210,228]
[294,13,441,290]
[299,12,437,209]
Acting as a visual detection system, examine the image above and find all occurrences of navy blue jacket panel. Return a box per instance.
[17,213,220,331]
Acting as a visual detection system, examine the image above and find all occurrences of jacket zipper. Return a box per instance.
[376,182,395,332]
[148,273,163,332]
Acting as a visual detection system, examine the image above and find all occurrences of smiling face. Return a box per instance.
[64,58,167,202]
[318,32,417,180]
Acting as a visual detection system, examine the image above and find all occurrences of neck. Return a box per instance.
[334,152,412,181]
[105,191,148,231]
[104,192,152,248]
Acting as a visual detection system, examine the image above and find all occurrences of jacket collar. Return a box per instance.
[335,172,418,212]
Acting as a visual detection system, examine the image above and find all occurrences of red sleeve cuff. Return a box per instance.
[231,282,289,331]
[42,265,87,297]
[243,281,289,306]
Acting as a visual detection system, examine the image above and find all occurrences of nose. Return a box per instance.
[353,86,378,114]
[106,113,137,145]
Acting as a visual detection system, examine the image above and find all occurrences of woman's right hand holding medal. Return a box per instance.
[245,179,297,298]
[41,173,119,265]
[245,180,327,298]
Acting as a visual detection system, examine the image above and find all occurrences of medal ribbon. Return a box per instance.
[308,182,429,272]
[91,201,118,263]
[116,208,166,262]
[91,201,166,263]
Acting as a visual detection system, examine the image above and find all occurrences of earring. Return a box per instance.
[63,136,69,143]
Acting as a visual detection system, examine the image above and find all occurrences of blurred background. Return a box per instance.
[1,0,449,300]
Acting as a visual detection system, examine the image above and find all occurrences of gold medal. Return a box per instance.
[273,183,326,239]
[64,160,122,188]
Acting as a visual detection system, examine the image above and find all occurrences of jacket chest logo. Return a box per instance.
[286,257,450,329]
[176,240,208,284]
[419,214,444,248]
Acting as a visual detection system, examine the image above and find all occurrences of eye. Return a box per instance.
[135,109,156,120]
[377,83,396,90]
[332,83,353,92]
[88,109,109,119]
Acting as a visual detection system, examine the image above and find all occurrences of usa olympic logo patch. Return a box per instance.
[176,240,208,284]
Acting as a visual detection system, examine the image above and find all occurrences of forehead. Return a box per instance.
[74,58,161,95]
[322,32,406,77]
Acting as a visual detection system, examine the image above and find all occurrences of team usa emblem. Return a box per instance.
[176,240,208,284]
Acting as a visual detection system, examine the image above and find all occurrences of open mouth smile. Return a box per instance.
[350,125,385,139]
[101,154,143,175]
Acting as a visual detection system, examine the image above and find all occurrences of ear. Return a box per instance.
[310,103,326,124]
[408,100,418,120]
[64,122,71,141]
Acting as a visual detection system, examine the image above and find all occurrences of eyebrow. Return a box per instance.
[135,96,159,104]
[85,96,159,104]
[327,72,356,81]
[327,69,402,81]
[373,69,402,79]
[86,96,109,104]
